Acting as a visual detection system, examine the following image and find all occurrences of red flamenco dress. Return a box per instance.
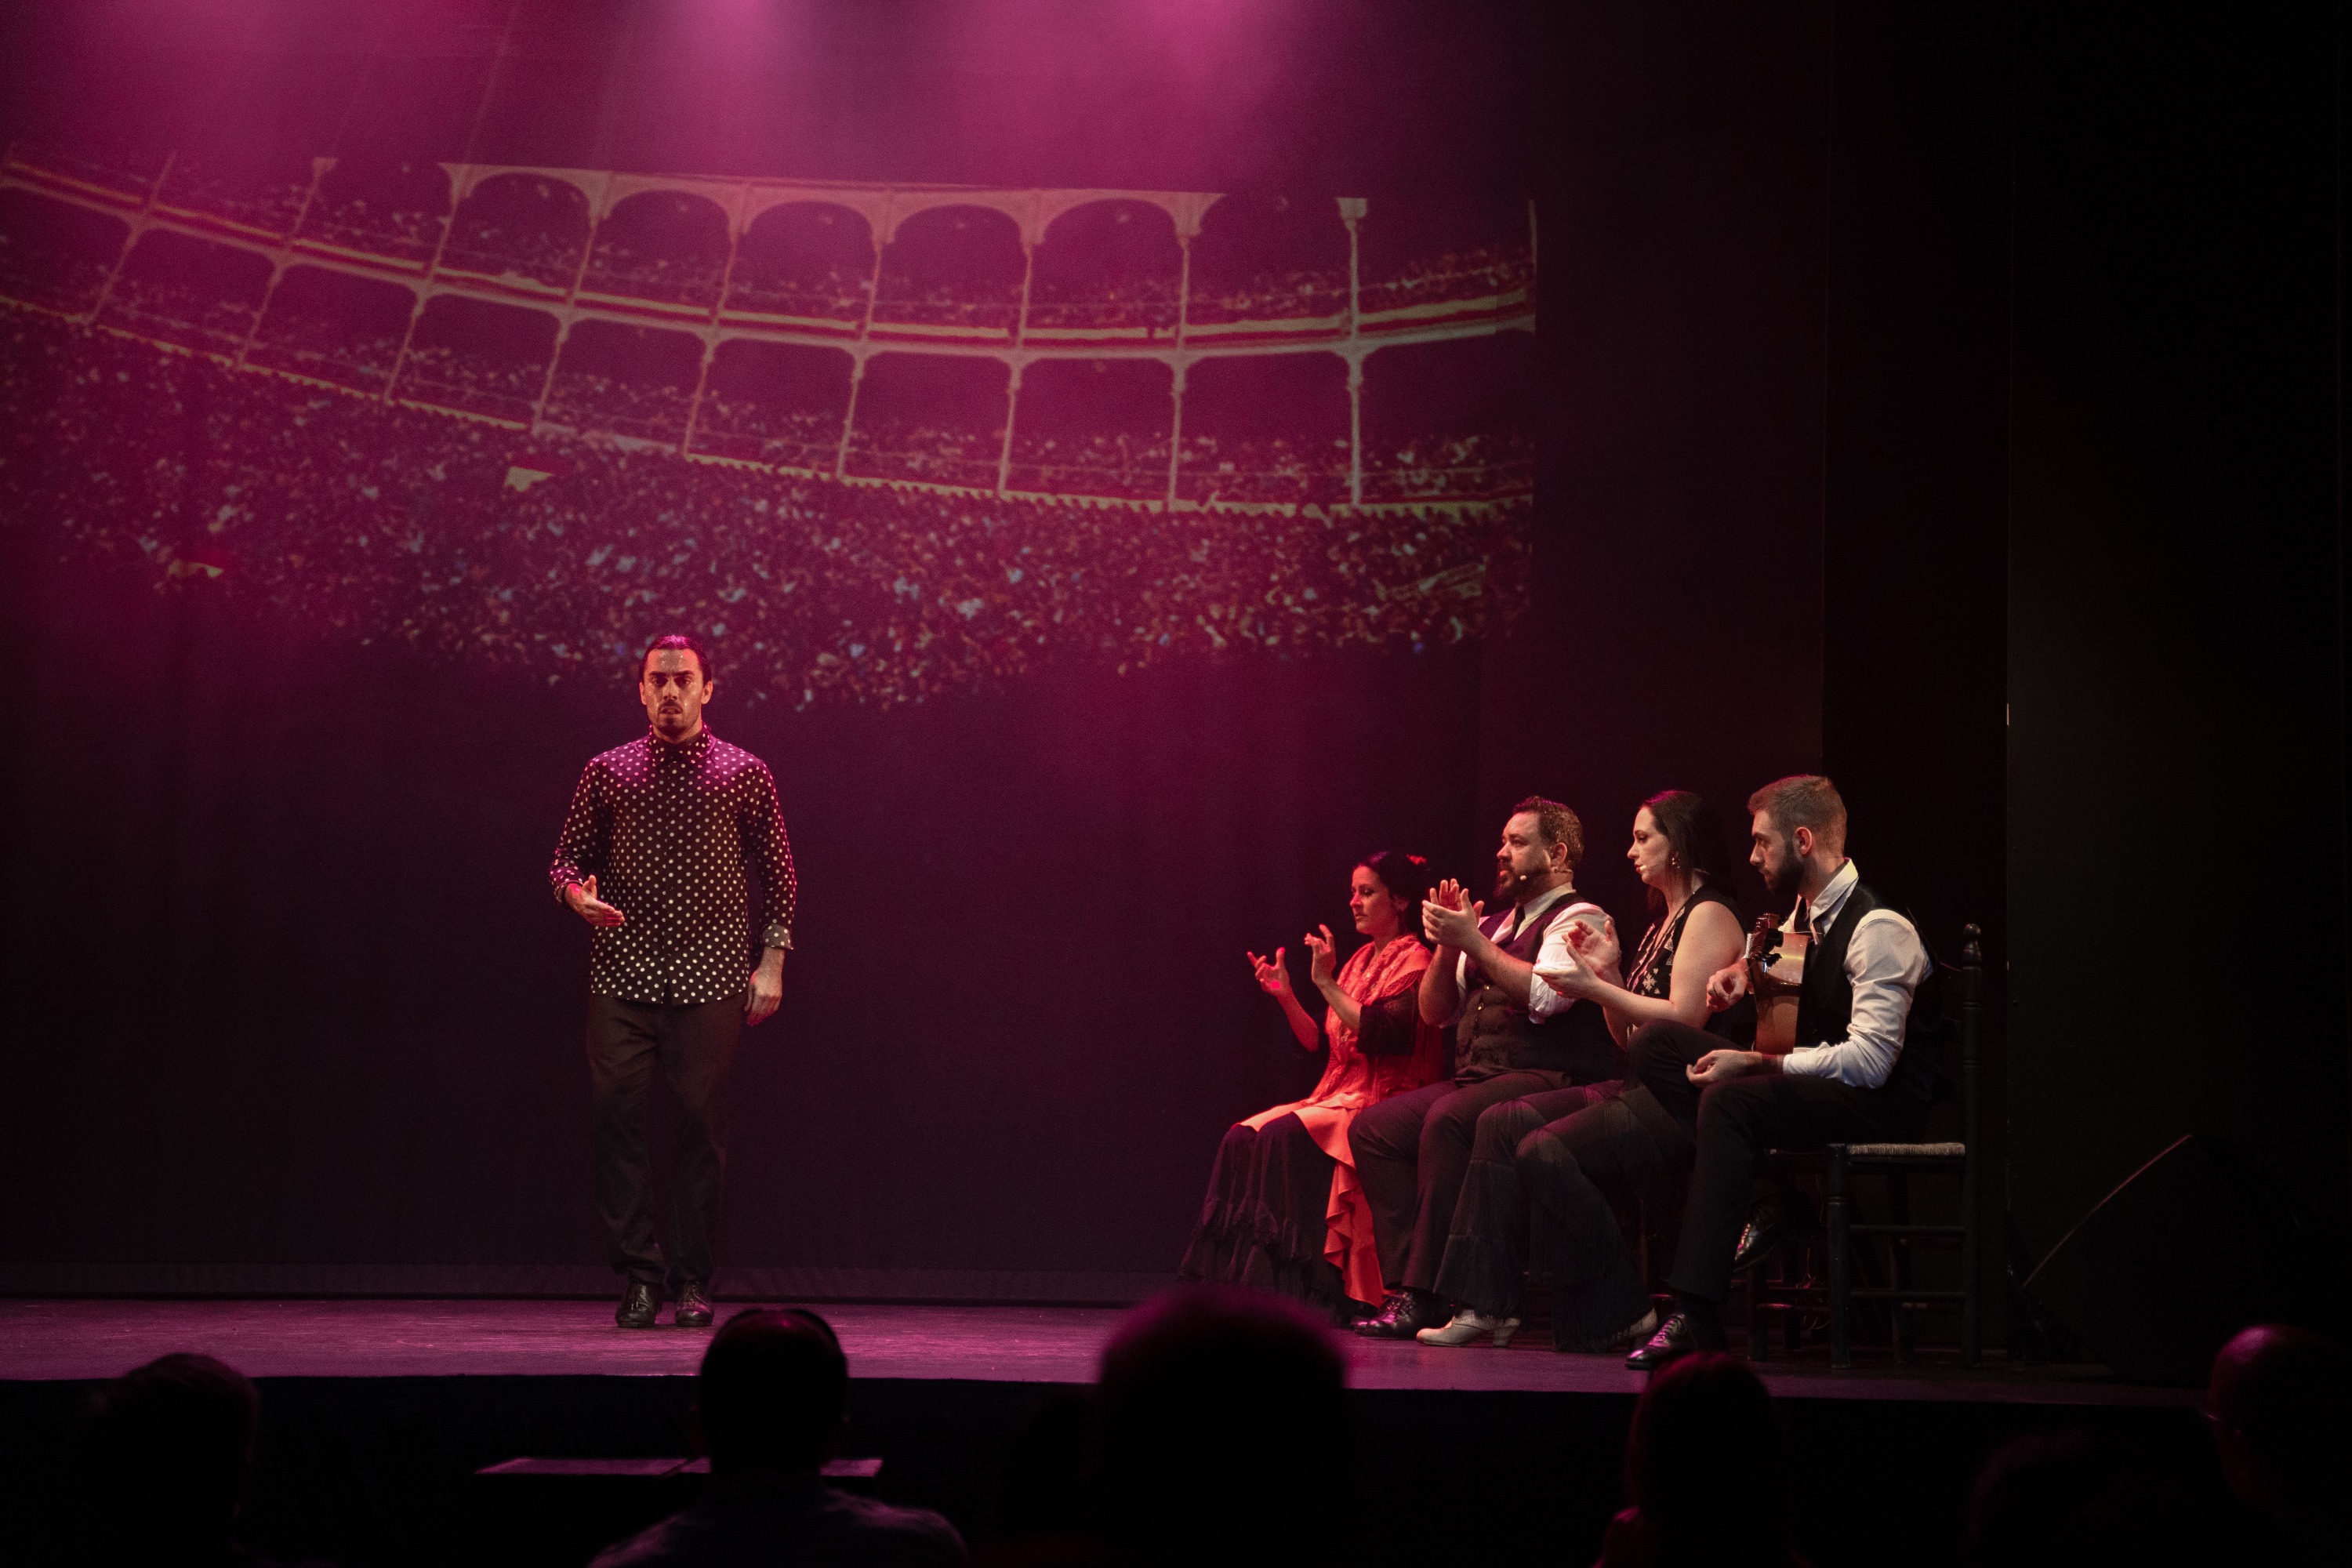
[1178,935,1448,1319]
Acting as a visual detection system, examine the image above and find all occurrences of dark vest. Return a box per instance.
[1453,897,1622,1084]
[1793,881,1937,1102]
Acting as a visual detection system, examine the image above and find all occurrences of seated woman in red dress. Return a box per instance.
[1178,851,1448,1322]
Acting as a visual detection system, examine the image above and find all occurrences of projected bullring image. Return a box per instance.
[0,149,1534,708]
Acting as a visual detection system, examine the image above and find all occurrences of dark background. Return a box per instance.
[1,1,2344,1330]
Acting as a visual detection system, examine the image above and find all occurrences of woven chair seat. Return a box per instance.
[1841,1141,1965,1158]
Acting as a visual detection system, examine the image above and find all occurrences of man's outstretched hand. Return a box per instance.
[745,949,786,1025]
[568,876,626,928]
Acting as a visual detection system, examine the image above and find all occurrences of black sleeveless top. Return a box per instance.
[1626,881,1751,1042]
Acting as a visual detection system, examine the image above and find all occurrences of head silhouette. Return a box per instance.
[2205,1323,2352,1530]
[694,1308,848,1473]
[80,1352,260,1560]
[1621,1352,1798,1566]
[1088,1287,1353,1566]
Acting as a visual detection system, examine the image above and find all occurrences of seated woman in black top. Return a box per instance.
[1417,790,1746,1348]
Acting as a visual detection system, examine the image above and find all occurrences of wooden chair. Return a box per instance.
[1824,923,1984,1368]
[1733,924,1985,1367]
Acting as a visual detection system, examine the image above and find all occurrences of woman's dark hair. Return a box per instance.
[1357,850,1432,938]
[1640,789,1730,917]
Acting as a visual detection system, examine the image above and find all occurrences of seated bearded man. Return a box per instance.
[1352,797,1624,1341]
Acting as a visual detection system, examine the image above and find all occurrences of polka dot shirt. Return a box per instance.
[549,725,799,1006]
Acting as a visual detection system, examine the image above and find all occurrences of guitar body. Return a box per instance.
[1744,914,1809,1055]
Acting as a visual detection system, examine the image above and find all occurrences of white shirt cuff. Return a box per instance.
[1526,971,1567,1019]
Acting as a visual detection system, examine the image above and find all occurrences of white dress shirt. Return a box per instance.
[1457,884,1608,1020]
[1779,860,1930,1089]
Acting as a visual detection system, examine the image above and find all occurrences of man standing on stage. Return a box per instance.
[550,633,797,1330]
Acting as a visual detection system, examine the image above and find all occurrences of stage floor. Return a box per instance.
[0,1297,2193,1407]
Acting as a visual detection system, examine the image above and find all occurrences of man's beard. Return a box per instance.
[1493,863,1541,905]
[1759,844,1804,900]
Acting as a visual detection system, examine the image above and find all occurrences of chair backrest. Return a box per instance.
[1905,922,1984,1149]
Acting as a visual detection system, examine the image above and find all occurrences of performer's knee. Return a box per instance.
[1470,1098,1544,1161]
[1514,1125,1565,1178]
[1422,1091,1484,1156]
[1352,1098,1413,1162]
[1625,1022,1677,1083]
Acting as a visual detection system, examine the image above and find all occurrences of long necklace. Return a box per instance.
[1627,887,1688,993]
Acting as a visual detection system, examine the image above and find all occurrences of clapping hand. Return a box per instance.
[1248,948,1295,1000]
[1421,878,1484,949]
[1569,914,1621,972]
[1548,914,1621,998]
[568,875,626,928]
[1303,924,1339,989]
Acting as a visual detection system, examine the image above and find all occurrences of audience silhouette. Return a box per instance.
[49,1311,2352,1564]
[1962,1428,2175,1568]
[590,1306,967,1566]
[1087,1287,1356,1568]
[1595,1351,1806,1568]
[2204,1323,2351,1563]
[74,1351,318,1568]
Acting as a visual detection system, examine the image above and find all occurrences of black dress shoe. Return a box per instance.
[1732,1196,1818,1273]
[616,1279,662,1330]
[1353,1289,1445,1340]
[673,1280,714,1329]
[1624,1311,1727,1371]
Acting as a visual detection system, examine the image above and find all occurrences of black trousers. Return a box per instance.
[1431,1082,1614,1316]
[587,993,742,1289]
[1629,1021,1927,1305]
[1518,1090,1678,1344]
[1352,1070,1566,1294]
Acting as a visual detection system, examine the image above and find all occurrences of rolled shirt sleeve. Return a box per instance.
[1780,911,1930,1088]
[1525,902,1607,1019]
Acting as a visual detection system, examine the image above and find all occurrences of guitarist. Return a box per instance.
[1619,774,1933,1370]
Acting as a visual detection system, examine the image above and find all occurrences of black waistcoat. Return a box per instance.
[1793,882,1936,1102]
[1454,898,1622,1084]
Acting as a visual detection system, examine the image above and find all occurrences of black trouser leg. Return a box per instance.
[1627,1019,1719,1131]
[587,996,667,1287]
[1434,1084,1606,1316]
[1351,1080,1452,1288]
[1668,1073,1926,1305]
[1520,1094,1667,1345]
[661,996,742,1290]
[1401,1073,1561,1294]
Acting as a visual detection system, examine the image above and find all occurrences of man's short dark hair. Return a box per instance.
[641,632,713,683]
[697,1308,846,1470]
[1510,795,1584,872]
[1747,774,1846,854]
